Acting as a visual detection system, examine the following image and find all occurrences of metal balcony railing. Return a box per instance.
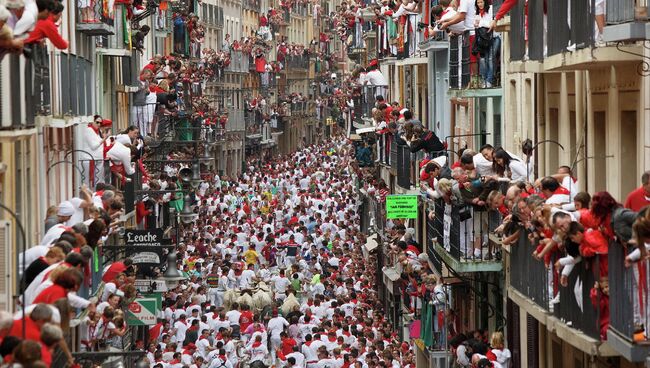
[243,0,260,11]
[227,50,250,73]
[285,54,310,70]
[76,0,115,36]
[608,242,650,344]
[226,109,246,131]
[548,0,596,56]
[52,53,92,117]
[427,198,503,263]
[2,44,51,128]
[376,134,392,166]
[509,230,607,341]
[509,230,550,309]
[154,9,172,33]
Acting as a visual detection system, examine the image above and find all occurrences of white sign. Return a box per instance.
[134,279,168,293]
[443,203,452,252]
[132,252,161,264]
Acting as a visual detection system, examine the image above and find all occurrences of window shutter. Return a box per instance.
[507,299,521,368]
[526,313,539,368]
[0,221,12,311]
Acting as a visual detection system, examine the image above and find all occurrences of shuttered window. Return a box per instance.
[507,298,521,368]
[526,313,540,368]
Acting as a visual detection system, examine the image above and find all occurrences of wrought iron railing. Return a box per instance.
[608,242,650,344]
[227,50,250,73]
[428,198,502,263]
[285,54,310,70]
[52,53,92,117]
[76,0,115,34]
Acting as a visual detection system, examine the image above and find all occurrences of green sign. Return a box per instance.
[126,297,159,326]
[386,195,419,219]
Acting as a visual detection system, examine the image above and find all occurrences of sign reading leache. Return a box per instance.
[123,229,172,266]
[385,195,418,219]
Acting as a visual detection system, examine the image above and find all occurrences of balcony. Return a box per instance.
[226,50,250,73]
[427,197,503,273]
[507,233,644,357]
[606,243,650,362]
[284,54,310,71]
[76,0,115,36]
[226,109,246,131]
[508,0,643,70]
[243,0,260,12]
[352,85,387,125]
[96,5,131,56]
[603,0,650,42]
[51,53,93,117]
[1,44,51,129]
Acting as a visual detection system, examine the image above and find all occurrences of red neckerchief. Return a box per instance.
[252,341,262,348]
[88,123,100,134]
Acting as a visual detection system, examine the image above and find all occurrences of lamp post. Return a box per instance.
[0,203,27,338]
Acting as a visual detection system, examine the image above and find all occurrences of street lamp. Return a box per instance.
[161,251,186,289]
[178,194,197,224]
[0,203,27,339]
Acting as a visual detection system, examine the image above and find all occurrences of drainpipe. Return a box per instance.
[644,45,650,172]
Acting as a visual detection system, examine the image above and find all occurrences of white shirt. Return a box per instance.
[472,153,495,177]
[457,0,477,33]
[173,320,188,343]
[268,316,289,338]
[226,310,241,326]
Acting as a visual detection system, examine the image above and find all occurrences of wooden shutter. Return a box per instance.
[0,221,13,311]
[507,298,521,368]
[526,313,540,368]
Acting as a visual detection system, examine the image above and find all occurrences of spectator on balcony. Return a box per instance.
[0,5,23,57]
[540,176,571,206]
[364,59,387,92]
[82,115,112,187]
[13,0,51,38]
[473,0,499,88]
[624,171,650,212]
[24,0,66,49]
[4,0,24,31]
[404,125,445,157]
[132,25,149,54]
[492,148,528,183]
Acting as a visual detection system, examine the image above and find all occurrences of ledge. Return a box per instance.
[547,315,604,356]
[603,22,650,42]
[447,87,503,99]
[507,287,549,325]
[431,240,503,273]
[543,43,643,71]
[607,328,650,362]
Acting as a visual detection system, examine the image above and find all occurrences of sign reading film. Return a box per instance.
[123,229,172,266]
[385,195,419,219]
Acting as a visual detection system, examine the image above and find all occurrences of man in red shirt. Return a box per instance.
[625,171,650,211]
[9,304,52,341]
[280,331,297,355]
[24,1,67,50]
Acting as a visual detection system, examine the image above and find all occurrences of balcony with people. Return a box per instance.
[499,171,650,361]
[226,50,250,73]
[507,0,643,70]
[75,0,115,35]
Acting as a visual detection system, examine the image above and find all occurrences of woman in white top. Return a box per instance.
[493,149,528,183]
[473,0,501,87]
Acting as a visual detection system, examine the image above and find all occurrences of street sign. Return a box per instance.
[134,279,168,293]
[126,298,159,326]
[385,195,419,219]
[123,229,172,266]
